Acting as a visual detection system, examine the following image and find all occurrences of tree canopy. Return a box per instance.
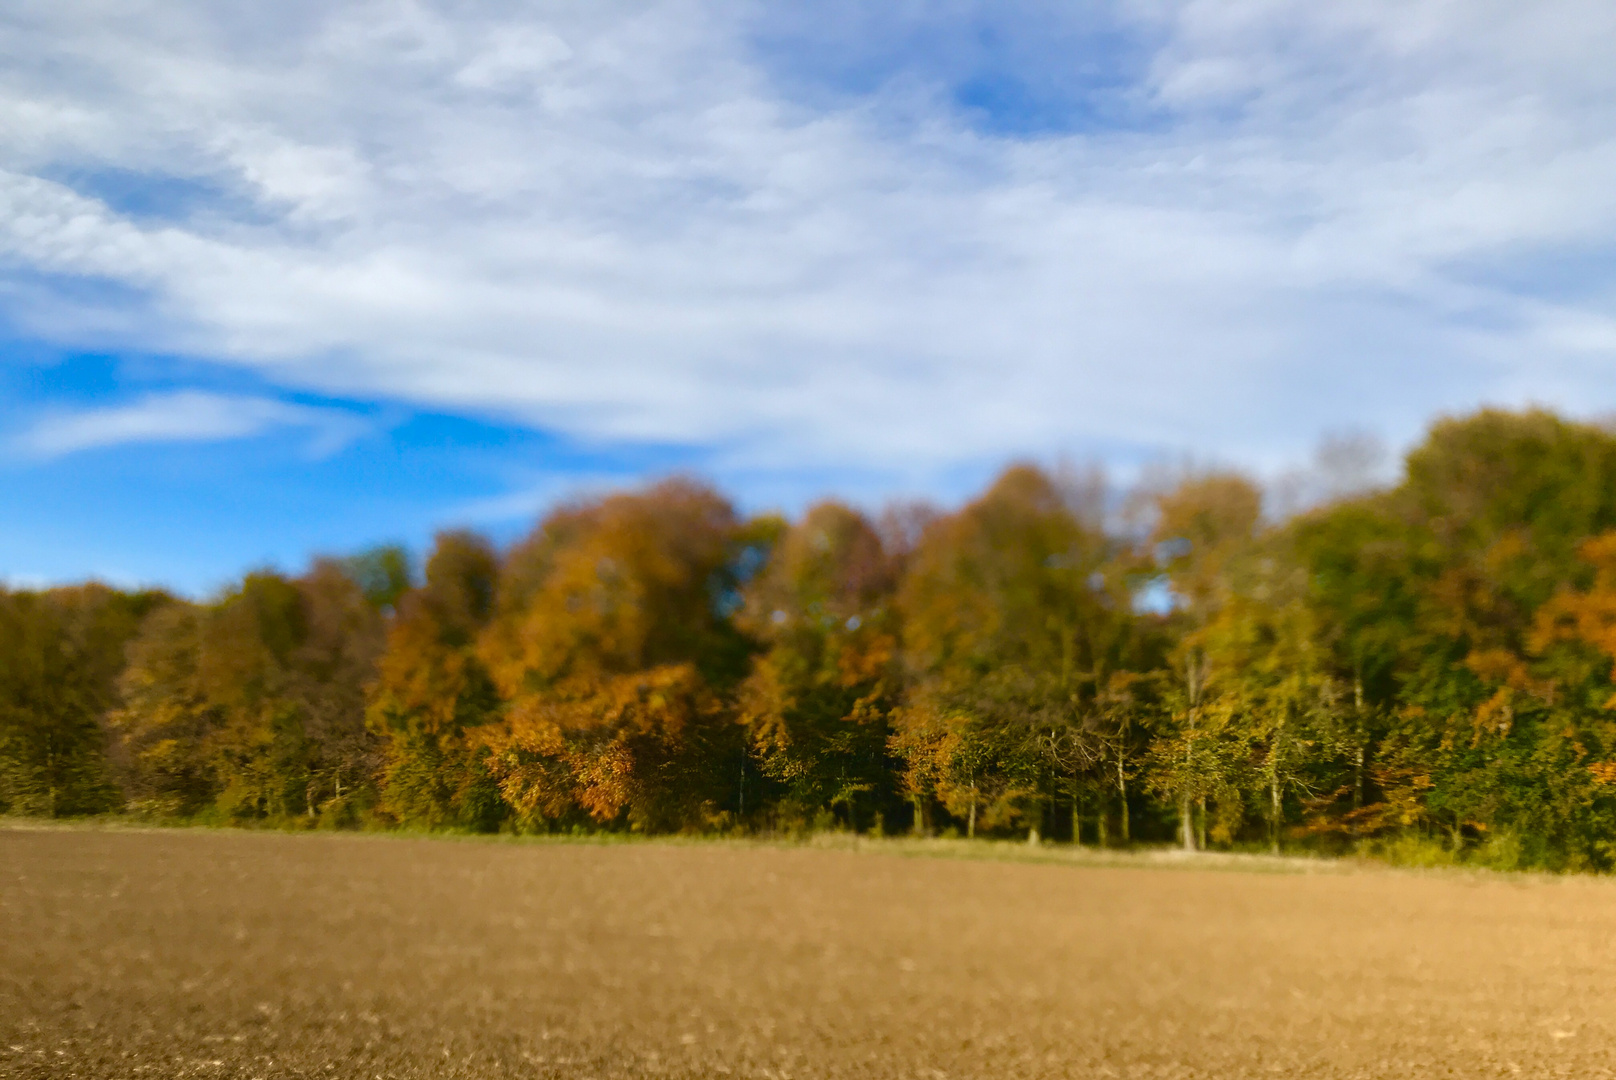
[12,408,1616,870]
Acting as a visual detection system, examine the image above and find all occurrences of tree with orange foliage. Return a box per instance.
[1526,533,1616,837]
[477,479,751,831]
[1534,533,1616,681]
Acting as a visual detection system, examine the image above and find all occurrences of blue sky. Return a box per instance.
[3,0,1616,594]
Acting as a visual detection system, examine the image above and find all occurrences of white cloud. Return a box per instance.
[13,391,367,458]
[454,26,572,91]
[0,0,1613,483]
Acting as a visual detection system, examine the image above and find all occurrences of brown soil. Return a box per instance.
[3,828,1615,1078]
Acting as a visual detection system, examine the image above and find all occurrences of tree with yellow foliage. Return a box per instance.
[369,532,504,830]
[894,464,1135,839]
[1147,471,1264,850]
[736,501,901,831]
[112,563,384,821]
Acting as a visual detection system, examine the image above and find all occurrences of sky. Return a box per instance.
[3,0,1616,594]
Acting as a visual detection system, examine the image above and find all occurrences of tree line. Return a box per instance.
[8,407,1616,870]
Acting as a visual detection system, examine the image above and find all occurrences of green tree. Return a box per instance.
[341,544,413,612]
[0,585,164,816]
[736,501,901,831]
[112,565,384,821]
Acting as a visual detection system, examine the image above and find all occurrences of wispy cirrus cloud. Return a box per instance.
[12,391,368,459]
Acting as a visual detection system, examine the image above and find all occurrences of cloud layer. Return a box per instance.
[2,0,1616,482]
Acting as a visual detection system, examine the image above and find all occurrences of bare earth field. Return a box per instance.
[4,829,1616,1079]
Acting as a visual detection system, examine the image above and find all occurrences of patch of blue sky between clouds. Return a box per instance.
[0,400,676,597]
[36,167,271,227]
[0,350,374,459]
[745,0,1160,137]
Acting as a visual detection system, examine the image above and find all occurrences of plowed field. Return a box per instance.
[4,828,1616,1078]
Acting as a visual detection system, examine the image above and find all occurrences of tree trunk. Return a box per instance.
[1197,797,1207,851]
[46,734,57,819]
[1353,746,1364,812]
[1117,759,1130,844]
[1046,771,1055,849]
[1270,772,1281,854]
[968,782,977,839]
[1352,675,1365,822]
[1180,796,1195,851]
[1071,793,1082,847]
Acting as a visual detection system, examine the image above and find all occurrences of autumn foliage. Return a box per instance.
[14,410,1616,869]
